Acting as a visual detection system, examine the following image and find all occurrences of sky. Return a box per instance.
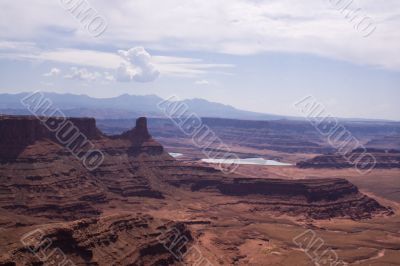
[0,0,399,120]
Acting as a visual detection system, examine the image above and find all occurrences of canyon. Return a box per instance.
[0,115,399,265]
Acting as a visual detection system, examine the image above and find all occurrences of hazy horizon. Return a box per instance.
[1,90,399,122]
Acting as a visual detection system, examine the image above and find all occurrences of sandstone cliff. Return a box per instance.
[0,115,392,222]
[0,115,395,265]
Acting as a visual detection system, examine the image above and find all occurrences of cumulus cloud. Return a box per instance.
[43,67,61,77]
[19,47,233,78]
[115,47,160,82]
[64,67,101,81]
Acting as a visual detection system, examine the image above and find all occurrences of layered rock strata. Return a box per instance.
[0,214,192,266]
[0,115,393,222]
[297,148,400,169]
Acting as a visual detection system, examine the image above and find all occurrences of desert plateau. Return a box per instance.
[0,114,399,265]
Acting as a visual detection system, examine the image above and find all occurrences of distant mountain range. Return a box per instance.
[0,92,396,122]
[0,92,292,120]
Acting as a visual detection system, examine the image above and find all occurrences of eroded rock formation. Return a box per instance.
[0,115,393,221]
[297,148,400,169]
[0,115,102,160]
[0,116,168,222]
[0,214,192,266]
[160,166,392,220]
[0,115,395,265]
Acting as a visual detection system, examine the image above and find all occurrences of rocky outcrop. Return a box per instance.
[0,115,393,222]
[120,116,151,141]
[161,165,393,220]
[0,115,102,160]
[97,118,336,154]
[113,117,164,155]
[0,114,397,266]
[297,148,400,169]
[0,214,193,266]
[0,116,168,221]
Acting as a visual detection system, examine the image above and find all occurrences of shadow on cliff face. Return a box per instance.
[0,115,102,162]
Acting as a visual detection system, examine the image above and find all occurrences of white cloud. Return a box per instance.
[195,79,210,85]
[0,41,37,52]
[115,47,159,82]
[0,0,399,70]
[64,67,101,81]
[99,0,400,70]
[32,49,121,69]
[115,62,135,82]
[4,45,232,78]
[103,71,115,81]
[43,68,61,77]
